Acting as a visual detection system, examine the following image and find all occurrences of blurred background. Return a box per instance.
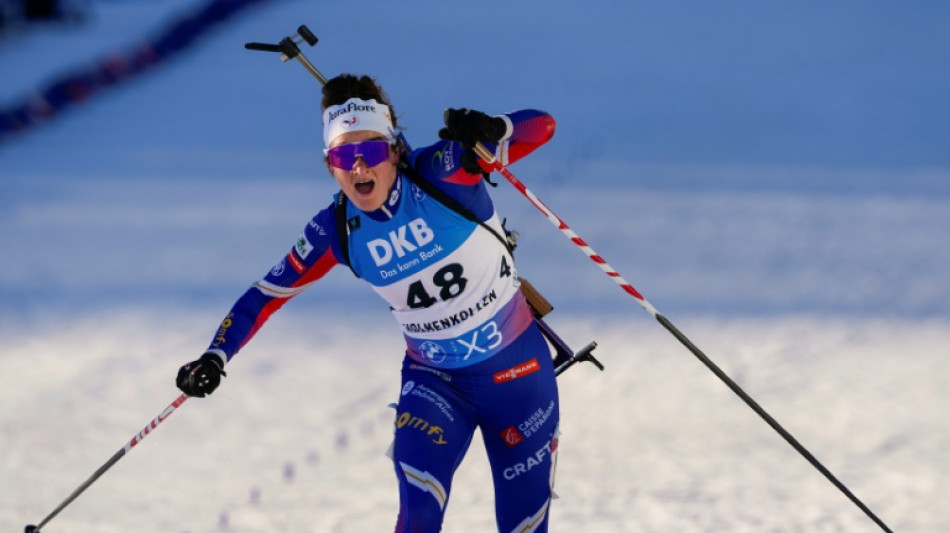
[2,1,948,531]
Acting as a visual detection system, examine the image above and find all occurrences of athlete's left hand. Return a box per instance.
[439,108,507,149]
[439,108,507,175]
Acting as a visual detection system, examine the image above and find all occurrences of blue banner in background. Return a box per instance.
[0,0,270,144]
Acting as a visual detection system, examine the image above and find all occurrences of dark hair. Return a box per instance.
[322,73,400,130]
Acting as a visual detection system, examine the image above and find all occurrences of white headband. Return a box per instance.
[322,97,394,148]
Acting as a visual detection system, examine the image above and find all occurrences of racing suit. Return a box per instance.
[205,109,559,533]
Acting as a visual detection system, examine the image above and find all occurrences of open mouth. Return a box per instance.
[354,179,375,196]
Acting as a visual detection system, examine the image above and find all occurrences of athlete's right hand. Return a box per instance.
[176,352,226,397]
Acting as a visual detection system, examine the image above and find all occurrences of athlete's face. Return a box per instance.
[327,130,398,212]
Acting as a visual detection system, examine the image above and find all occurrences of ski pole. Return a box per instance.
[472,143,894,533]
[247,22,891,531]
[25,393,190,533]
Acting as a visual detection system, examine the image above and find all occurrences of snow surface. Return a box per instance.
[2,1,949,531]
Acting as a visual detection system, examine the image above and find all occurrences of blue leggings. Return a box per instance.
[391,322,560,533]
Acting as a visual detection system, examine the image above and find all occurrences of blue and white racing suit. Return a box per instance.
[205,109,559,532]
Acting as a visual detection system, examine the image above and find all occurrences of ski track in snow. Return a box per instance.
[2,311,948,532]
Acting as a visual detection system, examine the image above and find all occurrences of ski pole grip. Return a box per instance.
[473,142,496,165]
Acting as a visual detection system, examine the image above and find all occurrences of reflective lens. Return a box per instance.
[326,140,392,170]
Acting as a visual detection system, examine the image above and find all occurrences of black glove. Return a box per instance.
[438,108,507,148]
[458,150,485,176]
[176,352,226,397]
[438,108,507,175]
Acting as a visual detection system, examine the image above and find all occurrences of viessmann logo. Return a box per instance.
[493,358,540,384]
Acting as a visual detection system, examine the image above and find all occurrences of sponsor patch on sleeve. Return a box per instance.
[295,234,314,259]
[287,250,306,274]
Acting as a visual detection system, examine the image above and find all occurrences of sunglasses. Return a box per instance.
[326,140,393,171]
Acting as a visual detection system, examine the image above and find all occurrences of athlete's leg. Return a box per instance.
[477,324,561,533]
[391,361,477,533]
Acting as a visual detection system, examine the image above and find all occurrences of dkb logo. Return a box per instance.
[366,217,435,266]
